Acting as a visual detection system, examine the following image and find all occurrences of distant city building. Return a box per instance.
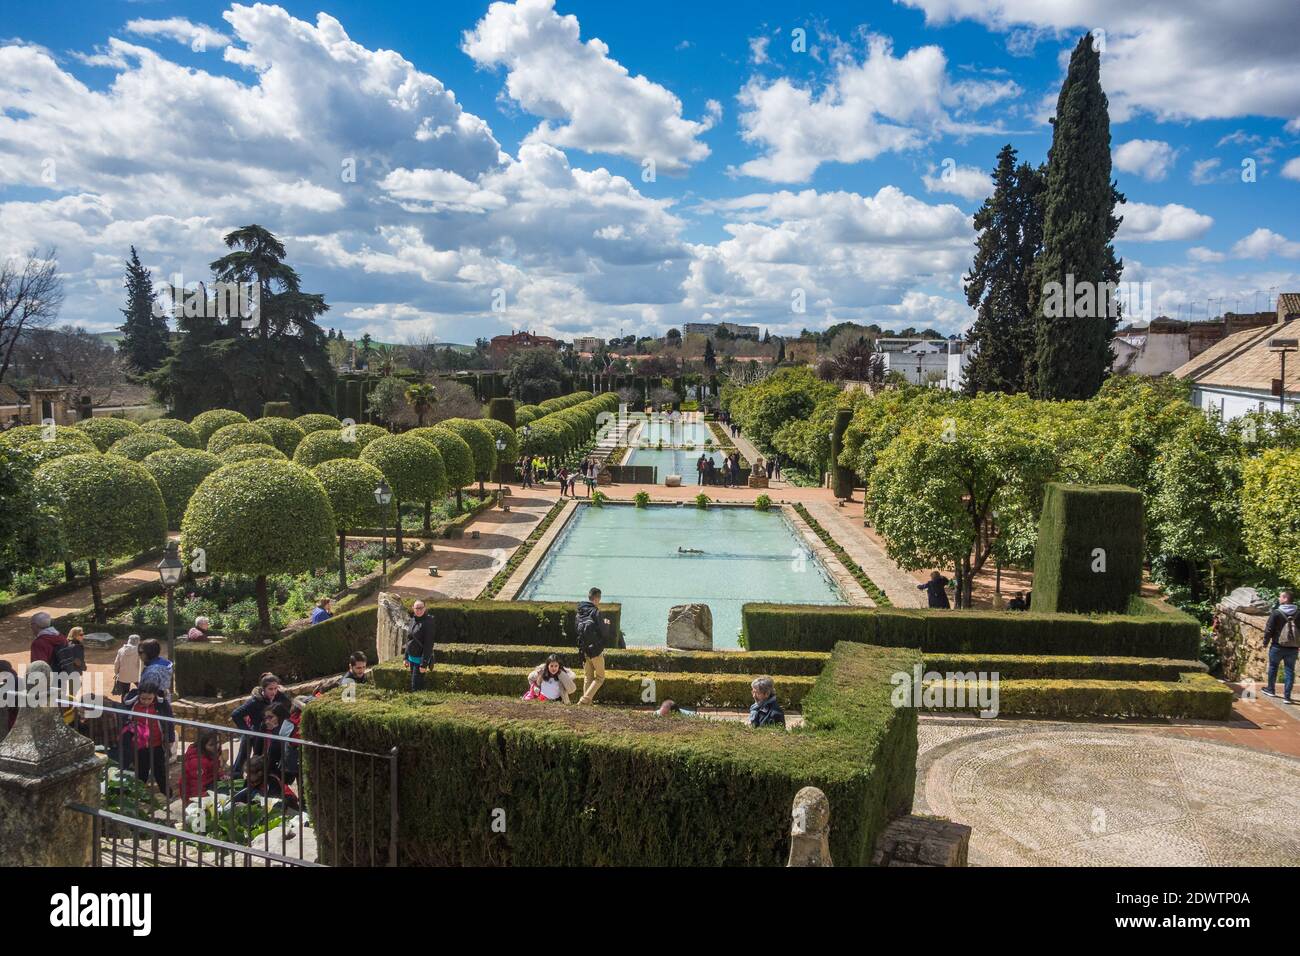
[572,336,604,352]
[1174,294,1300,420]
[1112,313,1276,377]
[879,338,969,390]
[488,330,559,365]
[683,321,761,339]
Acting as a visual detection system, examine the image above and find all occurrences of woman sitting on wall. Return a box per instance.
[523,653,577,704]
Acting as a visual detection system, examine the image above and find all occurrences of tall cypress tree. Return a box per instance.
[117,247,171,373]
[963,145,1044,394]
[1029,35,1125,400]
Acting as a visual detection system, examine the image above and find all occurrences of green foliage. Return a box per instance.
[180,460,335,578]
[252,416,306,456]
[35,454,167,562]
[190,409,249,445]
[108,431,181,462]
[924,672,1231,720]
[727,367,839,450]
[633,490,650,507]
[477,417,518,466]
[262,401,293,418]
[419,642,830,676]
[0,425,100,466]
[206,421,275,455]
[487,397,516,429]
[117,246,170,374]
[139,418,201,448]
[741,602,1200,659]
[73,417,140,452]
[292,428,360,468]
[515,404,540,427]
[360,433,447,505]
[1031,483,1144,614]
[694,492,710,509]
[350,422,389,450]
[410,427,475,492]
[302,641,919,866]
[591,490,608,506]
[218,443,286,464]
[312,458,390,533]
[438,418,497,478]
[1241,449,1300,585]
[507,348,566,403]
[142,447,222,527]
[294,413,343,435]
[365,375,410,424]
[0,445,61,587]
[754,493,771,512]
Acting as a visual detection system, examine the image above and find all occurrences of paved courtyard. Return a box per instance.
[916,714,1300,866]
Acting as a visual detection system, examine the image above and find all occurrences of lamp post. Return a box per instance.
[1269,337,1298,413]
[156,541,183,694]
[374,480,393,579]
[495,438,507,498]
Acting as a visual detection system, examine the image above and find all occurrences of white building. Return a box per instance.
[880,339,969,390]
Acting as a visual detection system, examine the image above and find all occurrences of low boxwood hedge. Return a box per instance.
[428,643,830,676]
[923,672,1232,720]
[921,653,1205,682]
[301,640,921,866]
[369,660,817,709]
[742,602,1199,659]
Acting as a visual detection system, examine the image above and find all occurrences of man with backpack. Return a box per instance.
[575,587,612,705]
[28,611,67,666]
[1262,589,1299,703]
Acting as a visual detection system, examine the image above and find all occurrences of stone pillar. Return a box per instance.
[375,591,413,665]
[787,786,833,866]
[0,662,103,866]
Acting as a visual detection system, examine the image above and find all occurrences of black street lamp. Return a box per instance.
[375,480,393,578]
[156,541,183,693]
[495,438,507,497]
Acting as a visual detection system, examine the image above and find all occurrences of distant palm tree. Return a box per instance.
[405,382,436,426]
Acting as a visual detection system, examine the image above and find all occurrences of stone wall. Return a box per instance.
[1212,587,1273,682]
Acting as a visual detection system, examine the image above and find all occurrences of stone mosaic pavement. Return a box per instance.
[916,716,1300,866]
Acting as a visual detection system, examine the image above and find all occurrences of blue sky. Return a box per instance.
[2,0,1298,344]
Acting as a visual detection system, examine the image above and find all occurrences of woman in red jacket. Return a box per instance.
[180,729,225,801]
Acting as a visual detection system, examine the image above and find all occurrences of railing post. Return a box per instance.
[387,746,399,867]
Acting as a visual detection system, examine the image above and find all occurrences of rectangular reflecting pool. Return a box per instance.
[517,503,846,648]
[624,447,727,484]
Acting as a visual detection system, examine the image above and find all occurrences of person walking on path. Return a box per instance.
[918,570,951,609]
[405,599,434,691]
[28,612,67,666]
[1262,590,1299,703]
[575,588,612,705]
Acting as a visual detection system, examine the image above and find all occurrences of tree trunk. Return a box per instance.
[338,532,348,593]
[478,476,486,500]
[89,558,105,624]
[423,500,431,532]
[396,505,405,554]
[456,487,463,511]
[255,575,271,633]
[64,560,76,583]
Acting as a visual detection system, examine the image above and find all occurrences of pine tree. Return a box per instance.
[962,145,1044,395]
[117,247,171,373]
[1029,35,1125,400]
[776,338,786,365]
[703,338,716,372]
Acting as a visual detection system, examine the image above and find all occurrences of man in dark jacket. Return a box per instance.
[749,676,786,728]
[406,600,434,691]
[231,673,288,776]
[918,571,951,609]
[1262,590,1299,703]
[575,588,611,705]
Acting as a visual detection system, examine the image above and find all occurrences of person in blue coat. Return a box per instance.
[748,676,786,729]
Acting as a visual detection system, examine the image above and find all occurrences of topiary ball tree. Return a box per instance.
[488,397,517,429]
[181,460,335,634]
[0,425,100,466]
[440,418,498,498]
[360,433,446,553]
[73,417,140,452]
[478,418,519,484]
[219,443,287,464]
[293,429,361,468]
[191,409,249,446]
[252,416,306,456]
[410,426,475,513]
[140,418,202,449]
[349,422,389,451]
[295,413,343,435]
[312,458,391,591]
[108,431,180,462]
[143,447,222,528]
[207,422,275,456]
[35,453,167,622]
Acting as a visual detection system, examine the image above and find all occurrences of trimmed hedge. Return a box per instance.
[923,672,1232,720]
[370,661,817,709]
[1032,483,1145,614]
[301,640,920,866]
[741,603,1200,659]
[427,643,830,676]
[921,652,1205,682]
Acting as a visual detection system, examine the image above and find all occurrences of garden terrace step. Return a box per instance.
[371,660,817,710]
[919,672,1232,720]
[921,653,1207,682]
[430,643,830,676]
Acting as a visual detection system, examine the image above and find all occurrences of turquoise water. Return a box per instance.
[518,504,846,648]
[633,417,710,447]
[624,448,726,484]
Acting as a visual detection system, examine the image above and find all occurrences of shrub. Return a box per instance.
[139,418,201,448]
[423,643,829,676]
[262,401,293,419]
[439,418,497,483]
[695,492,710,509]
[301,640,920,866]
[218,443,287,464]
[349,422,390,451]
[754,494,771,512]
[741,603,1200,659]
[360,434,446,550]
[142,447,222,528]
[180,460,335,632]
[293,428,360,468]
[190,409,249,445]
[295,413,343,435]
[0,425,99,465]
[1031,483,1144,614]
[206,422,275,456]
[312,458,391,589]
[487,397,516,429]
[477,418,518,470]
[108,431,180,461]
[633,491,650,508]
[410,427,474,502]
[252,416,306,456]
[1242,449,1300,586]
[591,490,608,506]
[73,417,139,451]
[921,672,1232,720]
[34,453,167,622]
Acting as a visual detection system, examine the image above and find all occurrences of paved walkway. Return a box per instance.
[916,714,1300,866]
[802,500,927,608]
[375,487,560,602]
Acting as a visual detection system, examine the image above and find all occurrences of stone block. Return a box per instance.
[870,815,971,867]
[666,603,712,650]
